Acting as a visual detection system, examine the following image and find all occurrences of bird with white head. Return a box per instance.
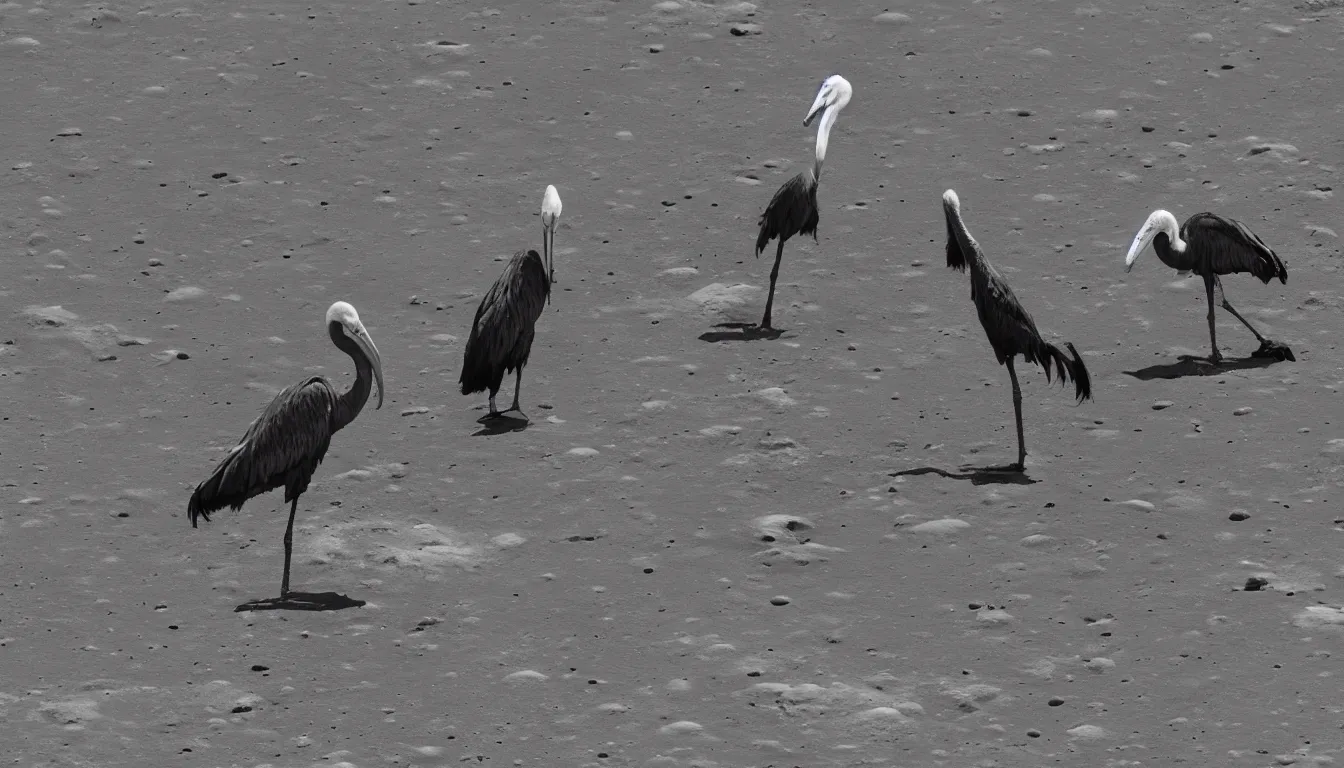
[1122,207,1293,364]
[752,74,854,331]
[541,184,562,295]
[188,300,385,609]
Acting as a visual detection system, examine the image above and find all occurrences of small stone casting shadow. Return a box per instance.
[892,465,1039,486]
[234,591,366,613]
[698,322,786,343]
[472,413,529,436]
[1124,354,1280,381]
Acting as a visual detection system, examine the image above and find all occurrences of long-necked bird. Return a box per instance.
[943,189,1093,472]
[188,301,384,605]
[754,74,853,330]
[1125,209,1294,364]
[459,185,561,419]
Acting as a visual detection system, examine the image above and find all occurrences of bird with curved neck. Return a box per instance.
[943,189,1093,472]
[188,301,385,610]
[460,185,561,421]
[753,74,853,331]
[1125,208,1293,364]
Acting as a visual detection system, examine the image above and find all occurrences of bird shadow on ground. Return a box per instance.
[891,465,1039,486]
[1123,354,1281,381]
[698,322,787,343]
[234,591,366,613]
[472,413,530,436]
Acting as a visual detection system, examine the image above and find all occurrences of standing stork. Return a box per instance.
[459,184,561,420]
[942,189,1093,472]
[754,74,853,330]
[1124,209,1294,364]
[188,301,384,606]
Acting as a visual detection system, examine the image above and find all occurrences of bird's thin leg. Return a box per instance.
[760,239,785,330]
[1203,274,1222,364]
[1008,358,1026,471]
[280,498,298,597]
[1219,299,1267,342]
[502,368,526,417]
[485,391,502,418]
[1212,278,1267,343]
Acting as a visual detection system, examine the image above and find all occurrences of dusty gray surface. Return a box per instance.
[3,0,1344,765]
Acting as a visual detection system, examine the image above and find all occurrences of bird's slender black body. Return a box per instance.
[943,190,1092,472]
[459,249,550,417]
[188,302,384,606]
[1126,209,1293,363]
[753,74,852,330]
[459,185,562,420]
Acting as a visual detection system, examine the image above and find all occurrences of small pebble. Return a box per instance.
[769,595,791,606]
[1152,400,1173,410]
[1243,576,1269,591]
[1233,407,1252,416]
[1228,511,1250,521]
[1048,696,1065,706]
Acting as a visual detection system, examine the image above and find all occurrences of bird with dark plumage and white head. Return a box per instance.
[753,74,853,331]
[1125,208,1294,364]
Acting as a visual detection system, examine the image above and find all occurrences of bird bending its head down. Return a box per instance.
[1124,209,1183,272]
[802,75,853,179]
[326,301,385,409]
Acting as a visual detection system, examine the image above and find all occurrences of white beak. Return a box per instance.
[1124,225,1155,273]
[803,88,831,127]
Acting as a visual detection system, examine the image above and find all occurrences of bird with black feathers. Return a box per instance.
[754,74,853,330]
[459,185,561,420]
[188,301,384,607]
[1125,208,1293,364]
[942,189,1093,472]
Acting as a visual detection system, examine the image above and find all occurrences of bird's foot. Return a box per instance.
[1252,339,1295,362]
[480,410,507,420]
[1206,350,1224,366]
[500,404,529,421]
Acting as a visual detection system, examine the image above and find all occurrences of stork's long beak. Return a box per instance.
[543,221,556,305]
[1124,224,1155,273]
[352,325,385,408]
[803,88,831,128]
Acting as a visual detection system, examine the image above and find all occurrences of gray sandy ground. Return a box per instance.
[2,0,1344,765]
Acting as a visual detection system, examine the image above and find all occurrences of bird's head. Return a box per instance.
[540,184,562,285]
[942,189,961,212]
[1125,209,1179,273]
[326,301,384,408]
[542,184,562,230]
[803,75,853,128]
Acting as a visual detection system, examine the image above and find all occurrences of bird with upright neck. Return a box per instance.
[753,74,854,331]
[459,185,563,420]
[188,300,385,610]
[1124,207,1293,364]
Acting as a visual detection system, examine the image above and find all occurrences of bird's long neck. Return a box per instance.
[329,322,374,433]
[1153,230,1186,262]
[944,201,987,272]
[812,105,839,182]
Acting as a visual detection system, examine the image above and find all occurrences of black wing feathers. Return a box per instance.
[756,172,820,255]
[187,377,338,526]
[459,250,550,395]
[1186,213,1287,284]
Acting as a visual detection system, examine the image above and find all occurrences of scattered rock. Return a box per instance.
[908,519,970,534]
[873,11,911,24]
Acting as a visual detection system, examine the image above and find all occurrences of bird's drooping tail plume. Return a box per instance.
[1024,339,1092,404]
[187,444,259,527]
